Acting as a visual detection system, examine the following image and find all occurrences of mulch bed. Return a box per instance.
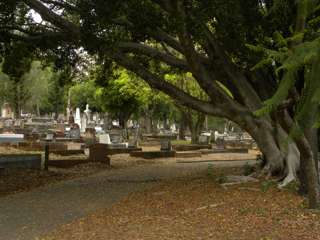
[43,167,320,240]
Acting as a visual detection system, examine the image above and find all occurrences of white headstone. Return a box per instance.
[75,107,81,129]
[99,133,111,144]
[84,104,91,121]
[81,115,87,133]
[199,135,209,145]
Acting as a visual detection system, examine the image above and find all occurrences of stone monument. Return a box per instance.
[75,107,81,130]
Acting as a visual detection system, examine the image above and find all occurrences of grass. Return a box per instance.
[171,140,191,145]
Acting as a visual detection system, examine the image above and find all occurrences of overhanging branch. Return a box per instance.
[112,51,227,117]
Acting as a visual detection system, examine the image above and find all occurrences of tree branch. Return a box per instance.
[23,0,80,37]
[112,51,227,117]
[118,42,189,71]
[40,0,78,12]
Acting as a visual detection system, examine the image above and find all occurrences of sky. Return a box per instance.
[31,10,42,23]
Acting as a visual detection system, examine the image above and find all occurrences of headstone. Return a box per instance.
[45,133,54,141]
[92,113,97,122]
[216,138,225,149]
[81,115,87,133]
[99,133,111,144]
[84,104,91,121]
[75,107,81,130]
[95,126,103,133]
[83,127,96,146]
[199,135,209,145]
[111,134,122,143]
[89,143,110,165]
[69,123,80,139]
[128,139,138,148]
[56,123,65,135]
[160,139,172,151]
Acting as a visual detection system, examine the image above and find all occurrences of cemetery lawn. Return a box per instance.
[43,167,320,240]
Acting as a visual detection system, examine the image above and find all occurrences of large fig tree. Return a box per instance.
[0,0,319,208]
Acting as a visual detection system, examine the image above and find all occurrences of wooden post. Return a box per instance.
[44,143,49,171]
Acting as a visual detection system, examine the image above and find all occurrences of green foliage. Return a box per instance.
[22,61,54,114]
[252,22,320,133]
[96,68,150,124]
[69,79,101,111]
[0,62,14,104]
[2,43,33,82]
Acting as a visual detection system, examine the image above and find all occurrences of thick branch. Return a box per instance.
[23,0,80,36]
[118,42,188,71]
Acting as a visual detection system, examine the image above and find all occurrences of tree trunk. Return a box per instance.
[296,136,320,208]
[191,128,200,144]
[238,117,285,174]
[179,116,186,140]
[13,84,20,119]
[184,111,205,144]
[277,110,320,208]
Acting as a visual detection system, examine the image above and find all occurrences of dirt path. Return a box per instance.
[0,160,255,240]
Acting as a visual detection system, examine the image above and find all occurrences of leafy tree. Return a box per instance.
[69,79,101,112]
[0,62,14,106]
[22,61,54,115]
[96,69,148,129]
[1,42,33,117]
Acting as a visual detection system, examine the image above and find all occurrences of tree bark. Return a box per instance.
[296,136,320,208]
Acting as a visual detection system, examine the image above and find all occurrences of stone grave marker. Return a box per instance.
[160,139,172,151]
[199,135,209,145]
[89,143,110,165]
[111,134,122,143]
[83,127,96,146]
[128,139,138,148]
[216,137,225,149]
[99,133,111,144]
[69,124,81,139]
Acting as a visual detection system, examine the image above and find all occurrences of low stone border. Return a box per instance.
[107,148,142,155]
[130,151,176,159]
[50,149,85,156]
[200,148,249,154]
[172,144,212,151]
[0,154,42,169]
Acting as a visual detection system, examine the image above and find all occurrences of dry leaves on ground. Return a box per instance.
[43,167,320,240]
